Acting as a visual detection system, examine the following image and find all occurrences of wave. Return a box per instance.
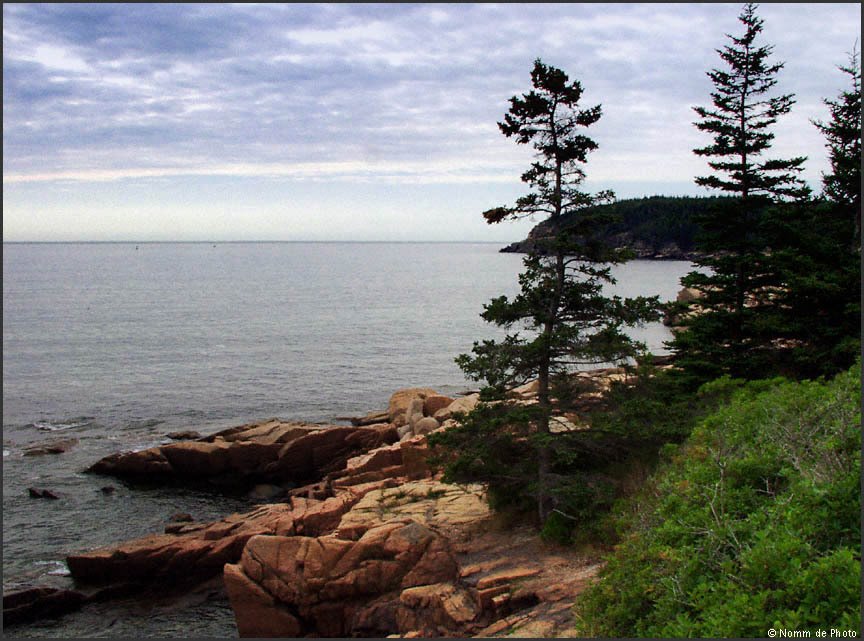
[27,417,97,432]
[34,560,71,577]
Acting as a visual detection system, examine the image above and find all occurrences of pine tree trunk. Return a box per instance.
[536,329,552,525]
[535,247,566,525]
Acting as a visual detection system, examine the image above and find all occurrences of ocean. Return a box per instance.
[2,242,695,637]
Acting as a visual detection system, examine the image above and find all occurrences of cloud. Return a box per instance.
[2,3,861,240]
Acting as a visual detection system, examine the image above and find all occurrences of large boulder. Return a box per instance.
[224,519,466,638]
[412,416,439,437]
[423,395,455,417]
[433,394,480,422]
[388,388,439,426]
[406,398,425,430]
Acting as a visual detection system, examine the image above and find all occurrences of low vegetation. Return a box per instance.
[576,364,861,636]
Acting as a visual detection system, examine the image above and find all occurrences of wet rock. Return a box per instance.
[66,503,298,586]
[165,430,202,441]
[65,481,383,588]
[247,484,285,501]
[87,448,173,479]
[169,512,194,523]
[3,586,87,625]
[27,488,59,500]
[23,438,79,456]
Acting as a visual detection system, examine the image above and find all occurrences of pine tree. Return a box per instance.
[430,60,659,526]
[813,47,862,248]
[762,46,862,377]
[671,3,809,381]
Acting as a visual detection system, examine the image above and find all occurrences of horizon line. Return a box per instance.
[2,239,515,245]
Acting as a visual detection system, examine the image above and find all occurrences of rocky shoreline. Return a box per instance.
[3,375,629,637]
[499,217,703,261]
[500,237,702,260]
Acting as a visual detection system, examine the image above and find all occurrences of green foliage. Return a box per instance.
[430,362,730,542]
[576,363,862,637]
[541,510,576,545]
[428,402,539,512]
[588,364,734,443]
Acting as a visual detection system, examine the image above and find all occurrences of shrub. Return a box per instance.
[576,362,861,637]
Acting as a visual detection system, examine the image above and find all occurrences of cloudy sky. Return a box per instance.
[3,3,860,242]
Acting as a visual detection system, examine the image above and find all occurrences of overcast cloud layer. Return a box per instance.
[3,3,861,241]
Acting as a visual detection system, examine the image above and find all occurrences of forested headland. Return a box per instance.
[499,194,720,259]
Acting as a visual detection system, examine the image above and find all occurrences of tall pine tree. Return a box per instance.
[430,60,659,526]
[813,47,862,248]
[763,46,862,377]
[671,3,809,381]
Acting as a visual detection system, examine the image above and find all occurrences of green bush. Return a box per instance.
[576,363,861,637]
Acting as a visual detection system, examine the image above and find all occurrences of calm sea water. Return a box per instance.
[2,242,694,637]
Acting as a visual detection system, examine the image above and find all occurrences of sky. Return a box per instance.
[3,3,861,242]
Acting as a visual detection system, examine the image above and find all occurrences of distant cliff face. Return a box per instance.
[499,195,722,260]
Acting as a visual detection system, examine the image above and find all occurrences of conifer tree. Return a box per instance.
[762,47,862,377]
[671,3,809,381]
[430,60,659,526]
[813,47,861,247]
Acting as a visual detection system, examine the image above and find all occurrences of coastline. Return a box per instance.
[3,366,635,638]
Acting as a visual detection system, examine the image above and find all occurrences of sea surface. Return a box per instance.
[2,242,696,637]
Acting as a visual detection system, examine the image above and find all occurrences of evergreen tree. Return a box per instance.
[762,47,862,377]
[430,60,659,526]
[812,47,862,248]
[671,3,809,381]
